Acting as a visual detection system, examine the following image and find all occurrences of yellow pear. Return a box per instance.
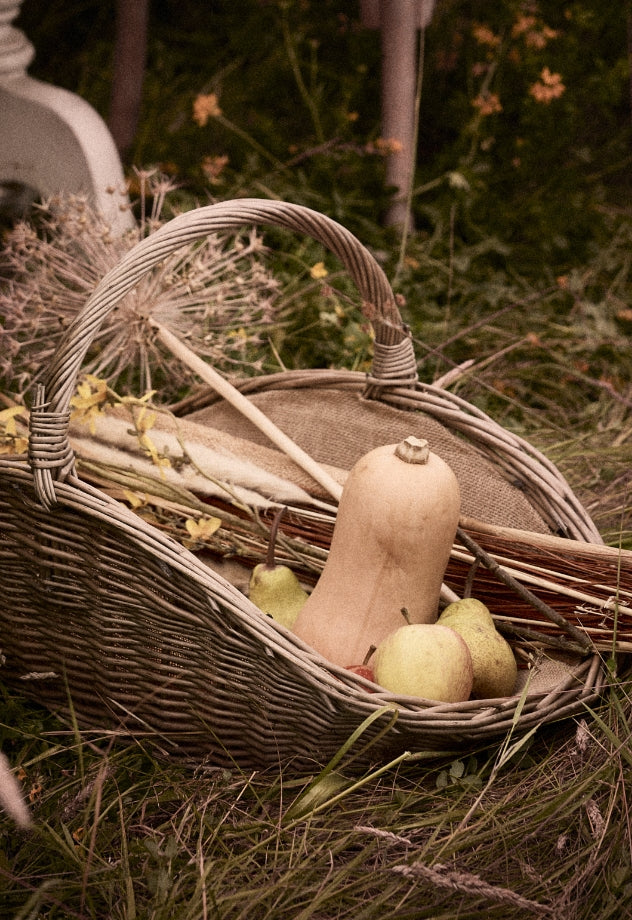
[439,597,495,629]
[373,623,473,702]
[248,507,308,629]
[438,601,517,699]
[249,564,308,628]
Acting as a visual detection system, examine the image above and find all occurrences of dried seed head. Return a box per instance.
[585,798,605,839]
[0,179,281,401]
[574,718,590,755]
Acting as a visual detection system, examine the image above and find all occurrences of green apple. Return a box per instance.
[373,623,473,702]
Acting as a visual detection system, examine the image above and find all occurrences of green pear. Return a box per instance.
[373,623,473,702]
[249,563,308,628]
[439,597,495,629]
[248,507,308,629]
[438,602,517,699]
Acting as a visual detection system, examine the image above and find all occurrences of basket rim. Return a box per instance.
[173,367,603,544]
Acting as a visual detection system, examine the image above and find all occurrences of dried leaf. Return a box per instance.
[123,489,147,509]
[185,516,222,541]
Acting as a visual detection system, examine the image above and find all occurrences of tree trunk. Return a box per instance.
[381,0,419,227]
[108,0,149,158]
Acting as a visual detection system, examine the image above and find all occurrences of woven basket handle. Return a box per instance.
[28,198,417,507]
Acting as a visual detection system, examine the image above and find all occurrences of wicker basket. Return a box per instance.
[0,199,625,772]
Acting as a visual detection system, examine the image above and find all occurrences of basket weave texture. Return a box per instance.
[0,199,622,771]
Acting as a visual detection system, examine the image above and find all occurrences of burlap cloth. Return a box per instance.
[187,388,551,534]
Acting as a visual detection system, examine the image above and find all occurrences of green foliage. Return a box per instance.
[16,1,632,265]
[16,0,630,267]
[417,1,631,269]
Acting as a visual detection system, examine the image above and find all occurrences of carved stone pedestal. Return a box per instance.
[0,0,134,232]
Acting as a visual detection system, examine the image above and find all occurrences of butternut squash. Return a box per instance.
[292,436,461,667]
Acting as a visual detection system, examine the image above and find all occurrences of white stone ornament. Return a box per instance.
[0,0,134,233]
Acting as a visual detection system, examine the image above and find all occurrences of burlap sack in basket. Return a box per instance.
[0,199,619,772]
[184,384,552,535]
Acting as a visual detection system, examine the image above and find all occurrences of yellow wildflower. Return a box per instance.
[184,516,222,546]
[133,406,171,471]
[310,262,329,280]
[70,375,109,434]
[0,405,29,454]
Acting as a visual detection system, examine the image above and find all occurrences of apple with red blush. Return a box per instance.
[345,645,376,685]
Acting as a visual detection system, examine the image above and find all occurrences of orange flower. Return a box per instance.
[473,24,501,48]
[472,92,503,116]
[541,66,563,86]
[193,92,222,127]
[524,25,558,49]
[471,61,490,78]
[373,137,404,155]
[512,14,538,38]
[512,15,558,48]
[529,67,565,103]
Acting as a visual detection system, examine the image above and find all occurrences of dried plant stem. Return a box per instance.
[150,320,344,502]
[0,751,31,829]
[496,620,590,657]
[76,458,328,565]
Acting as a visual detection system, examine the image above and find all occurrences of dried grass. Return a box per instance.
[2,676,631,918]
